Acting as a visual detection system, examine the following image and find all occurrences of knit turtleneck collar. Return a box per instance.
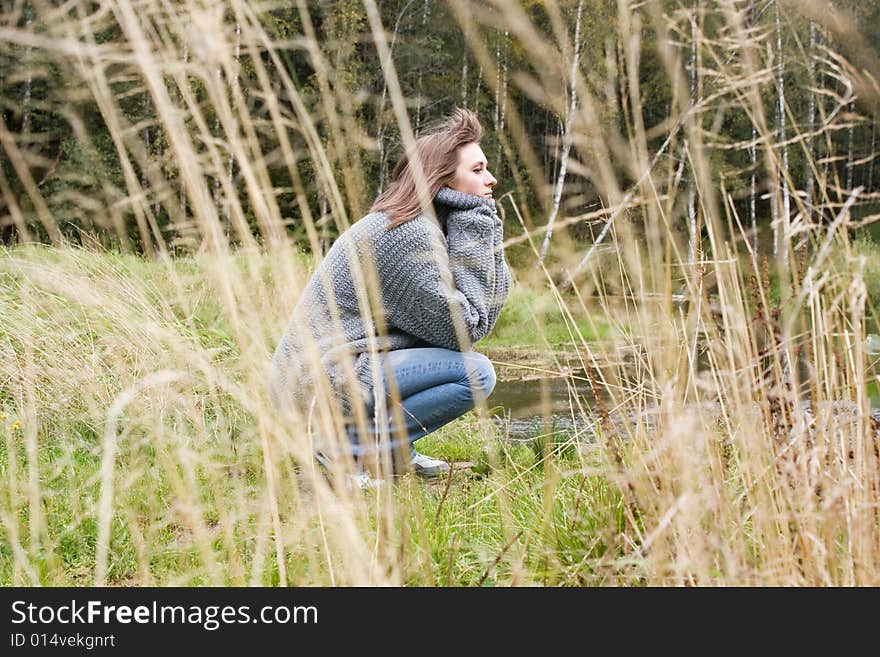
[434,186,496,211]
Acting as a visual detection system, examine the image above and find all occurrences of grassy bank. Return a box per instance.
[0,245,624,586]
[3,240,879,585]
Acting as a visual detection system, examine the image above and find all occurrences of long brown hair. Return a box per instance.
[371,108,484,228]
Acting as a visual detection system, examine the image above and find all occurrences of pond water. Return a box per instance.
[486,363,880,443]
[480,337,880,442]
[486,371,599,441]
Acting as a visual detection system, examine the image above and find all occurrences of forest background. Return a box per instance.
[4,0,879,264]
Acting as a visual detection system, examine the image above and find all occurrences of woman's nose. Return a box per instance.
[486,171,497,187]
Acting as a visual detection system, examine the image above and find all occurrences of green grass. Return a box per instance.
[480,284,614,349]
[3,241,877,586]
[368,420,623,587]
[0,402,624,586]
[0,244,627,586]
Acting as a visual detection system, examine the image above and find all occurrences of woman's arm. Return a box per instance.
[374,207,502,350]
[486,208,511,333]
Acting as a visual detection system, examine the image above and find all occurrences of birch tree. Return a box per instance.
[845,99,855,192]
[774,0,790,266]
[804,19,818,221]
[749,124,757,250]
[867,104,876,195]
[686,1,697,264]
[493,28,509,165]
[374,0,416,194]
[460,50,469,109]
[539,0,584,265]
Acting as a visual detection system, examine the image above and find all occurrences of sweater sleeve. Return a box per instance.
[376,206,502,351]
[487,211,511,332]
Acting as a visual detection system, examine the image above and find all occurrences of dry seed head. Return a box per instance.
[186,6,227,65]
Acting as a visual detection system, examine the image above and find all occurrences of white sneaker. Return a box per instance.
[410,450,450,478]
[347,470,383,490]
[314,451,384,490]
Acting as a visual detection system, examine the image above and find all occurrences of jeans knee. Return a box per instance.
[465,352,496,398]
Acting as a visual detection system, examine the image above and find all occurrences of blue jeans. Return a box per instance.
[345,348,497,458]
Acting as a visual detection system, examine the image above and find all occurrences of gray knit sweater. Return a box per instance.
[270,186,511,417]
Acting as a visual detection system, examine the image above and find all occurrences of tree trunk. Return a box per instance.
[552,116,562,184]
[774,0,790,266]
[846,100,855,193]
[604,37,618,125]
[415,0,432,132]
[474,64,484,114]
[212,106,223,221]
[21,2,34,135]
[805,19,817,221]
[140,91,156,248]
[179,44,189,219]
[538,0,584,264]
[686,1,697,264]
[225,20,241,239]
[495,30,509,165]
[319,195,329,257]
[750,125,757,251]
[460,52,468,109]
[867,105,876,194]
[211,108,226,234]
[494,32,502,133]
[211,18,242,241]
[375,0,415,195]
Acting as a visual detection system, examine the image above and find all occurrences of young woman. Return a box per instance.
[270,108,511,487]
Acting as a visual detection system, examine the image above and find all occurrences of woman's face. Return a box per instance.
[448,142,497,199]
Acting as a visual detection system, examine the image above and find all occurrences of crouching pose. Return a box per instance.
[270,108,511,488]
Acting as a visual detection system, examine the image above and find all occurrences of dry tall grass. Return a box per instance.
[1,0,879,585]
